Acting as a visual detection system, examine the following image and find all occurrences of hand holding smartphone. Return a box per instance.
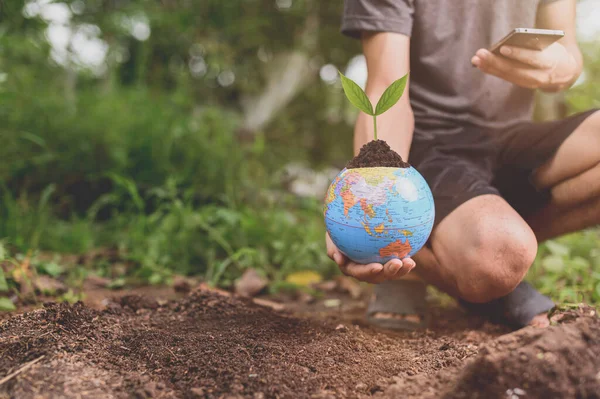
[472,27,576,91]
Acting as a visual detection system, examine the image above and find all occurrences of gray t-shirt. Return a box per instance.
[342,0,559,138]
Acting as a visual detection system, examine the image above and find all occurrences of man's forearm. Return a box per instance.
[536,0,582,93]
[355,32,414,159]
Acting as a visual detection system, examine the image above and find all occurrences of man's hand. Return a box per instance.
[471,42,579,92]
[326,232,416,284]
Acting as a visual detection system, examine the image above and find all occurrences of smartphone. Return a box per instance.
[489,28,565,54]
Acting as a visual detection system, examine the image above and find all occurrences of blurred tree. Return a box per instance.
[1,1,359,168]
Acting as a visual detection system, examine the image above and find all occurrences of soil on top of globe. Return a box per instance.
[346,140,410,169]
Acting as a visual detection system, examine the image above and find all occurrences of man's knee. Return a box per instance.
[457,224,538,303]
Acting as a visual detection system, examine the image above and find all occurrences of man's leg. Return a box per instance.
[410,195,553,327]
[413,194,538,304]
[414,110,600,326]
[528,111,600,241]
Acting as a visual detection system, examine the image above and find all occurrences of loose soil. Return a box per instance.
[346,140,410,169]
[1,287,599,399]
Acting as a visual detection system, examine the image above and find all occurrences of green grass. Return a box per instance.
[0,88,336,297]
[0,178,333,291]
[528,230,600,304]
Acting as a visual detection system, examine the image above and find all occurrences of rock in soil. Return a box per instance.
[85,274,111,288]
[0,292,598,399]
[235,268,268,298]
[117,294,159,311]
[346,140,410,169]
[172,275,193,293]
[335,276,363,299]
[33,275,67,295]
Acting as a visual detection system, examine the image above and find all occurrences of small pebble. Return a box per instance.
[298,292,315,304]
[519,353,528,361]
[324,299,341,308]
[355,382,368,392]
[173,276,192,293]
[439,343,451,351]
[513,388,526,395]
[317,280,337,292]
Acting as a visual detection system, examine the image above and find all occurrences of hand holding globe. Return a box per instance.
[324,72,435,282]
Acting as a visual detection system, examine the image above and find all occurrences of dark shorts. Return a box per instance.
[409,109,599,226]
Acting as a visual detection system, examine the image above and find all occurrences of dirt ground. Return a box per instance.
[1,283,599,399]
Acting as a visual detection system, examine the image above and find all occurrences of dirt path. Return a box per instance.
[0,287,599,399]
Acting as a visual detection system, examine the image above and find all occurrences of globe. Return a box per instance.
[324,167,435,265]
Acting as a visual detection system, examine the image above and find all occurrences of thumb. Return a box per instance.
[332,251,344,266]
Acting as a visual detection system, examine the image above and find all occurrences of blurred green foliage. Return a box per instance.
[1,0,346,291]
[566,44,600,113]
[529,231,600,304]
[0,1,599,306]
[0,89,332,287]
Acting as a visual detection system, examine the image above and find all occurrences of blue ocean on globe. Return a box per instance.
[324,166,435,265]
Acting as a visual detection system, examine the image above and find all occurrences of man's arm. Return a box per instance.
[355,32,414,160]
[535,0,582,91]
[325,31,416,284]
[471,0,582,92]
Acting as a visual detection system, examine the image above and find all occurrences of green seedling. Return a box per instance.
[338,71,408,141]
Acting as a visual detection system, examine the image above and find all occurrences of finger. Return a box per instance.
[326,233,348,267]
[332,252,344,266]
[485,63,548,89]
[338,265,351,277]
[325,233,336,260]
[476,49,526,73]
[344,262,384,281]
[499,46,554,70]
[383,259,404,279]
[336,255,353,277]
[475,50,541,89]
[326,243,345,267]
[394,259,416,278]
[402,257,416,270]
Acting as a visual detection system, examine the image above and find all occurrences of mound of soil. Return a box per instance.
[0,290,598,399]
[346,140,410,169]
[443,309,600,399]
